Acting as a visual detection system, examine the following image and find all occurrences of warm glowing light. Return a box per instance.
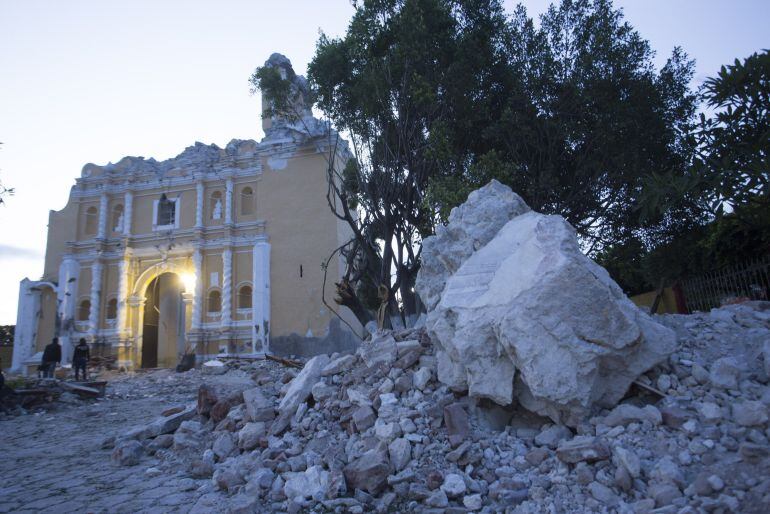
[180,272,196,293]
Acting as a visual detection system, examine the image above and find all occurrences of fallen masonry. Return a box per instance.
[2,183,769,513]
[75,299,767,514]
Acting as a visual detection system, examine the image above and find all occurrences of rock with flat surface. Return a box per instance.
[603,404,662,427]
[242,387,275,422]
[418,181,676,426]
[443,403,470,446]
[283,465,329,502]
[555,436,611,464]
[388,438,411,472]
[709,357,741,389]
[534,425,572,449]
[343,449,390,495]
[111,439,143,466]
[274,354,330,432]
[358,334,398,369]
[321,354,357,376]
[416,180,531,312]
[238,422,265,450]
[441,473,467,498]
[732,400,768,426]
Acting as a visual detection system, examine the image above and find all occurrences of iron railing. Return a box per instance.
[681,255,770,313]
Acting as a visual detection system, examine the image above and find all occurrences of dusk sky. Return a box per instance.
[0,0,767,324]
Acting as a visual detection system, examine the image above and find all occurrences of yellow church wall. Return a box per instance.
[24,131,360,370]
[77,200,100,240]
[133,193,155,234]
[258,148,346,338]
[77,267,91,304]
[233,250,253,320]
[35,288,58,353]
[103,263,119,328]
[179,190,195,229]
[235,181,259,223]
[43,200,78,280]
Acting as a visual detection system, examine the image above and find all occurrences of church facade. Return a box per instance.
[11,54,357,372]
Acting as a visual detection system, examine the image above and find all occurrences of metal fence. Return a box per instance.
[681,255,770,313]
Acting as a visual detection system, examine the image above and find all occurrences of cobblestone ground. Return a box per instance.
[0,370,211,514]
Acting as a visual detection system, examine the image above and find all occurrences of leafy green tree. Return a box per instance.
[430,0,698,253]
[252,0,699,324]
[699,50,769,212]
[306,0,517,325]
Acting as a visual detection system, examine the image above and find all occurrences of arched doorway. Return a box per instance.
[142,272,185,368]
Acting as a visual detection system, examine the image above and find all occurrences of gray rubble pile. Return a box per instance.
[417,180,677,426]
[106,183,770,512]
[110,301,770,513]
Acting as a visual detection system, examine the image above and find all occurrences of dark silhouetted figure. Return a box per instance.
[41,337,62,378]
[72,338,90,381]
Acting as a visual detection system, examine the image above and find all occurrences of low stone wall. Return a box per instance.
[270,318,361,358]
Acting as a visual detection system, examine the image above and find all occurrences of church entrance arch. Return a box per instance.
[130,260,194,369]
[141,272,184,368]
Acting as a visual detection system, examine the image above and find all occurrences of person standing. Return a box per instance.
[41,337,62,378]
[72,338,90,381]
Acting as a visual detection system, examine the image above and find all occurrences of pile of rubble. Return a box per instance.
[107,182,769,513]
[108,303,770,513]
[0,377,105,415]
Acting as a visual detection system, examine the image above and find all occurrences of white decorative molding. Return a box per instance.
[195,180,204,228]
[97,193,109,239]
[151,197,181,231]
[123,190,133,236]
[116,250,131,335]
[56,257,80,365]
[72,166,263,198]
[89,260,103,337]
[252,241,271,354]
[222,247,233,326]
[192,248,203,329]
[225,178,234,225]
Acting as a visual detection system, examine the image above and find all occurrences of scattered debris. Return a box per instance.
[101,300,770,512]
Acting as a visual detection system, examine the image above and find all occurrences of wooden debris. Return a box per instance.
[60,381,101,397]
[265,354,303,369]
[632,379,667,398]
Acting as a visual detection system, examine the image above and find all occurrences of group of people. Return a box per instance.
[40,337,91,381]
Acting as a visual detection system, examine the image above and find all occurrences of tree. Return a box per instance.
[429,0,698,254]
[251,0,698,325]
[262,0,516,327]
[699,49,770,212]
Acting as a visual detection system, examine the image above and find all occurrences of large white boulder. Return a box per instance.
[418,182,676,426]
[415,180,530,311]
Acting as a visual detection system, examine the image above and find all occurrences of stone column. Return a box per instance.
[222,247,233,326]
[57,257,80,364]
[97,192,109,239]
[11,279,38,373]
[123,190,133,236]
[126,295,145,370]
[89,260,103,339]
[195,180,204,229]
[252,242,271,353]
[192,248,203,329]
[225,178,234,225]
[116,250,131,335]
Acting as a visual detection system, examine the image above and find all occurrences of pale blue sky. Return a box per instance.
[0,0,767,323]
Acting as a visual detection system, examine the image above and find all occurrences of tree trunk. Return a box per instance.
[334,279,374,327]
